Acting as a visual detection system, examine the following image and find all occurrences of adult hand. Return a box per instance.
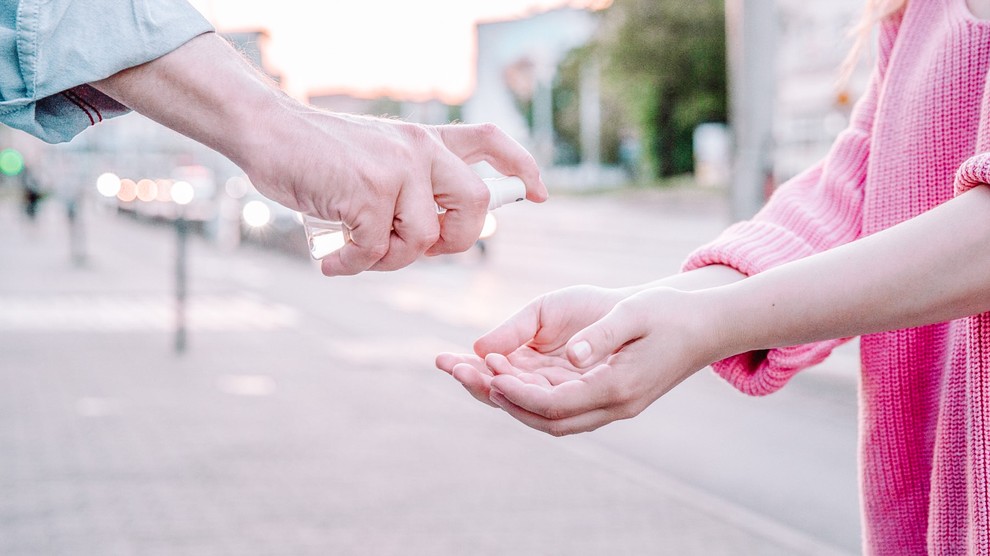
[246,112,546,276]
[92,33,547,277]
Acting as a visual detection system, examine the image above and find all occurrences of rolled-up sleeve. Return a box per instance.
[0,0,213,143]
[955,153,990,195]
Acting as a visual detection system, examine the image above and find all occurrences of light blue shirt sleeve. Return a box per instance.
[0,0,214,143]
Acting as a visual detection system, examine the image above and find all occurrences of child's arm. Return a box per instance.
[485,185,990,436]
[708,185,990,354]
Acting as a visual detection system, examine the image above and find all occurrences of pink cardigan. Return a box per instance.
[684,0,990,553]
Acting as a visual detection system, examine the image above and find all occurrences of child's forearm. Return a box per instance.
[612,265,747,300]
[709,186,990,358]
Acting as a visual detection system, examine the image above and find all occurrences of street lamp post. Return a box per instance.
[171,180,195,354]
[725,0,777,220]
[175,213,188,354]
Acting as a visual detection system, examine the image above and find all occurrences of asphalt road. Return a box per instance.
[0,186,862,555]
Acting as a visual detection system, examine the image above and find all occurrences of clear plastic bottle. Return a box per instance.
[302,176,527,260]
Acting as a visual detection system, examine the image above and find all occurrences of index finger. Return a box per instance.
[370,175,440,271]
[489,364,616,420]
[437,123,547,203]
[426,152,488,256]
[435,352,485,374]
[473,298,543,357]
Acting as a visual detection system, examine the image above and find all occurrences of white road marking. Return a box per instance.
[0,293,299,332]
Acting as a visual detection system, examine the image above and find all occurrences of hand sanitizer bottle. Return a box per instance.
[302,176,527,260]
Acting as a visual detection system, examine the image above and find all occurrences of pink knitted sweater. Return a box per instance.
[684,0,990,553]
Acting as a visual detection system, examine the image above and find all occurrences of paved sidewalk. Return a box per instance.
[0,196,853,556]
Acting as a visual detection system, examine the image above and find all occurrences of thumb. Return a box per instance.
[565,304,644,368]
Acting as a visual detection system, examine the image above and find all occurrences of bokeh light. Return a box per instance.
[136,179,158,202]
[96,172,122,197]
[243,200,272,228]
[225,176,250,199]
[155,179,173,202]
[0,148,24,176]
[479,213,498,239]
[117,179,138,202]
[172,181,195,206]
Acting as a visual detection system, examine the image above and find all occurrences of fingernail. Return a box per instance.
[571,341,591,364]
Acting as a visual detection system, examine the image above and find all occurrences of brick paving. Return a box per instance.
[0,195,849,555]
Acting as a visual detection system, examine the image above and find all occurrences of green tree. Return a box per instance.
[552,45,628,167]
[597,0,727,179]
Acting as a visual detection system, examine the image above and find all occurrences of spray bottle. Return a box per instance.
[302,176,527,260]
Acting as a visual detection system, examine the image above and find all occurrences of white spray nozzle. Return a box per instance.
[484,176,527,210]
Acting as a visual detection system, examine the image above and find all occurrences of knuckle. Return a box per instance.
[403,122,431,144]
[475,122,500,141]
[409,231,440,254]
[421,227,441,249]
[545,422,571,438]
[612,300,635,319]
[439,237,471,255]
[618,401,645,422]
[604,377,634,405]
[544,405,564,421]
[598,326,618,353]
[616,381,638,404]
[404,124,436,152]
[366,241,390,261]
[446,225,481,253]
[466,184,491,211]
[517,149,538,171]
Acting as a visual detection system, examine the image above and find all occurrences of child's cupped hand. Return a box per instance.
[436,285,722,437]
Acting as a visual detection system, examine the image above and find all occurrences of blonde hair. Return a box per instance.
[841,0,908,82]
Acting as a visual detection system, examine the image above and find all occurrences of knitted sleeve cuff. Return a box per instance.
[683,220,818,277]
[955,152,990,196]
[704,339,848,396]
[683,226,848,395]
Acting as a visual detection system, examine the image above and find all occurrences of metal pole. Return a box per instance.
[579,55,602,167]
[725,0,776,220]
[175,214,188,354]
[532,54,556,167]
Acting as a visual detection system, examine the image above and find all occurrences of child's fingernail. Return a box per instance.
[571,341,591,363]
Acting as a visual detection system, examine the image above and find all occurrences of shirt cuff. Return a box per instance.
[1,0,214,143]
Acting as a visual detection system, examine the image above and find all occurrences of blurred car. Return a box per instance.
[110,165,218,226]
[233,179,308,257]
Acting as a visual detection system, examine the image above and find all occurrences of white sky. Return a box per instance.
[186,0,611,102]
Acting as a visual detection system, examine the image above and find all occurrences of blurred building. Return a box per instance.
[306,93,456,126]
[459,2,871,191]
[773,0,870,181]
[464,7,630,189]
[464,8,598,156]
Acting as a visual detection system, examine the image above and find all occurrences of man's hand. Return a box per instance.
[93,33,547,276]
[246,112,546,276]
